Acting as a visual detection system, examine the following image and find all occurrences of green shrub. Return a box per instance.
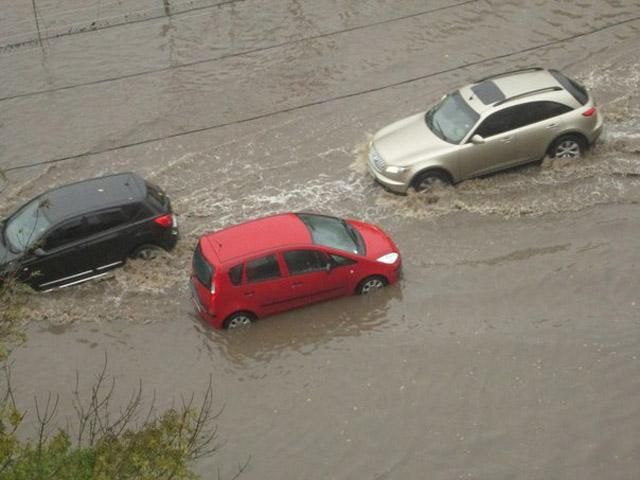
[0,279,28,361]
[0,362,236,480]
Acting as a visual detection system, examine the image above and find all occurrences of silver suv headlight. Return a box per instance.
[384,165,408,175]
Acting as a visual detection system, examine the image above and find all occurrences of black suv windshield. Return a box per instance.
[425,91,480,144]
[4,199,52,253]
[296,214,365,255]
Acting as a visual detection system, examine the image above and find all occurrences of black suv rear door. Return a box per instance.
[84,208,133,272]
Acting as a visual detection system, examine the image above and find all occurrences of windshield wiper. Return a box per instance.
[341,220,362,254]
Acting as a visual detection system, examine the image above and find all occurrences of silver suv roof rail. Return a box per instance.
[476,67,545,84]
[493,86,563,107]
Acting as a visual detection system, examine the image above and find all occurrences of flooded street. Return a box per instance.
[1,1,640,478]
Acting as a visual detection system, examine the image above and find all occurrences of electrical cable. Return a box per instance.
[0,0,480,102]
[3,14,640,173]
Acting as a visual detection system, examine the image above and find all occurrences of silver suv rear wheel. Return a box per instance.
[549,135,584,159]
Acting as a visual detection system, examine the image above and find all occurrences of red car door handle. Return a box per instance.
[292,281,304,287]
[244,291,255,296]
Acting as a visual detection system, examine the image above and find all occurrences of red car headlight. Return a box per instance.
[376,252,399,264]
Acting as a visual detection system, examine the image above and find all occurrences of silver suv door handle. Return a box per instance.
[500,137,513,143]
[546,123,558,129]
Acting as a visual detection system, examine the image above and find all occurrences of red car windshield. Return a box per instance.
[296,213,365,255]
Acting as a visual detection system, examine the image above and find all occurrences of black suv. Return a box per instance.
[0,172,178,291]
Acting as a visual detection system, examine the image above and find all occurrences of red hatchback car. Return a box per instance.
[190,213,401,329]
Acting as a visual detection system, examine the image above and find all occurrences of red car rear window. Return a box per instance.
[193,244,214,288]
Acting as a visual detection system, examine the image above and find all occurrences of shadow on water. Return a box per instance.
[190,283,404,369]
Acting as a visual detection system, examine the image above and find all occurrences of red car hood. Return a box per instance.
[347,220,399,260]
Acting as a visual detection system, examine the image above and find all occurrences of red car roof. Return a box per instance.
[202,213,312,263]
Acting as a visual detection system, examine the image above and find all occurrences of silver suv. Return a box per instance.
[367,67,603,193]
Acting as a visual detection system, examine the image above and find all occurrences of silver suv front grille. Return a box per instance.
[369,145,385,171]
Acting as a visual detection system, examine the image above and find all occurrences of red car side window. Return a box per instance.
[283,250,328,275]
[329,253,356,267]
[246,255,280,283]
[228,263,243,285]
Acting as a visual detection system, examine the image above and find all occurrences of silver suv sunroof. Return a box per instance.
[470,81,505,105]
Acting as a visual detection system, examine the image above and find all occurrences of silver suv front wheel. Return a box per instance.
[412,170,451,193]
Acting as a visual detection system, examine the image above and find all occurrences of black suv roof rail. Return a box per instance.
[476,67,545,84]
[493,86,563,107]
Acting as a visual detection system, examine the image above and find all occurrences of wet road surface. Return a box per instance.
[1,1,640,478]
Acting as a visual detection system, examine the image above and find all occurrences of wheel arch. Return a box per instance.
[410,166,455,189]
[546,131,589,156]
[223,310,258,329]
[354,274,389,294]
[129,242,164,258]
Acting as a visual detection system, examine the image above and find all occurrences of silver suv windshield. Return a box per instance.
[296,213,365,255]
[425,91,480,144]
[4,199,51,253]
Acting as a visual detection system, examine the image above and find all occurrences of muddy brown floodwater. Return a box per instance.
[1,1,640,478]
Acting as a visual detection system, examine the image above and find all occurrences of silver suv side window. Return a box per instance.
[526,101,572,123]
[475,102,565,139]
[475,106,523,138]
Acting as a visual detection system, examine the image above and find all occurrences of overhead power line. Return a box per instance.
[4,14,640,173]
[0,0,480,102]
[0,0,245,53]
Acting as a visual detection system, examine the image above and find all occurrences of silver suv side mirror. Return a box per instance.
[471,134,486,145]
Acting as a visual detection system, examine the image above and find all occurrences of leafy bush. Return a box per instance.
[0,279,28,361]
[0,362,240,480]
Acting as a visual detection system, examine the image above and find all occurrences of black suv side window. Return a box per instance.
[246,255,281,283]
[121,203,143,220]
[85,209,128,236]
[44,217,89,250]
[284,250,328,275]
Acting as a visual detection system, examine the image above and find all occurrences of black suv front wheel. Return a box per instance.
[131,244,164,260]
